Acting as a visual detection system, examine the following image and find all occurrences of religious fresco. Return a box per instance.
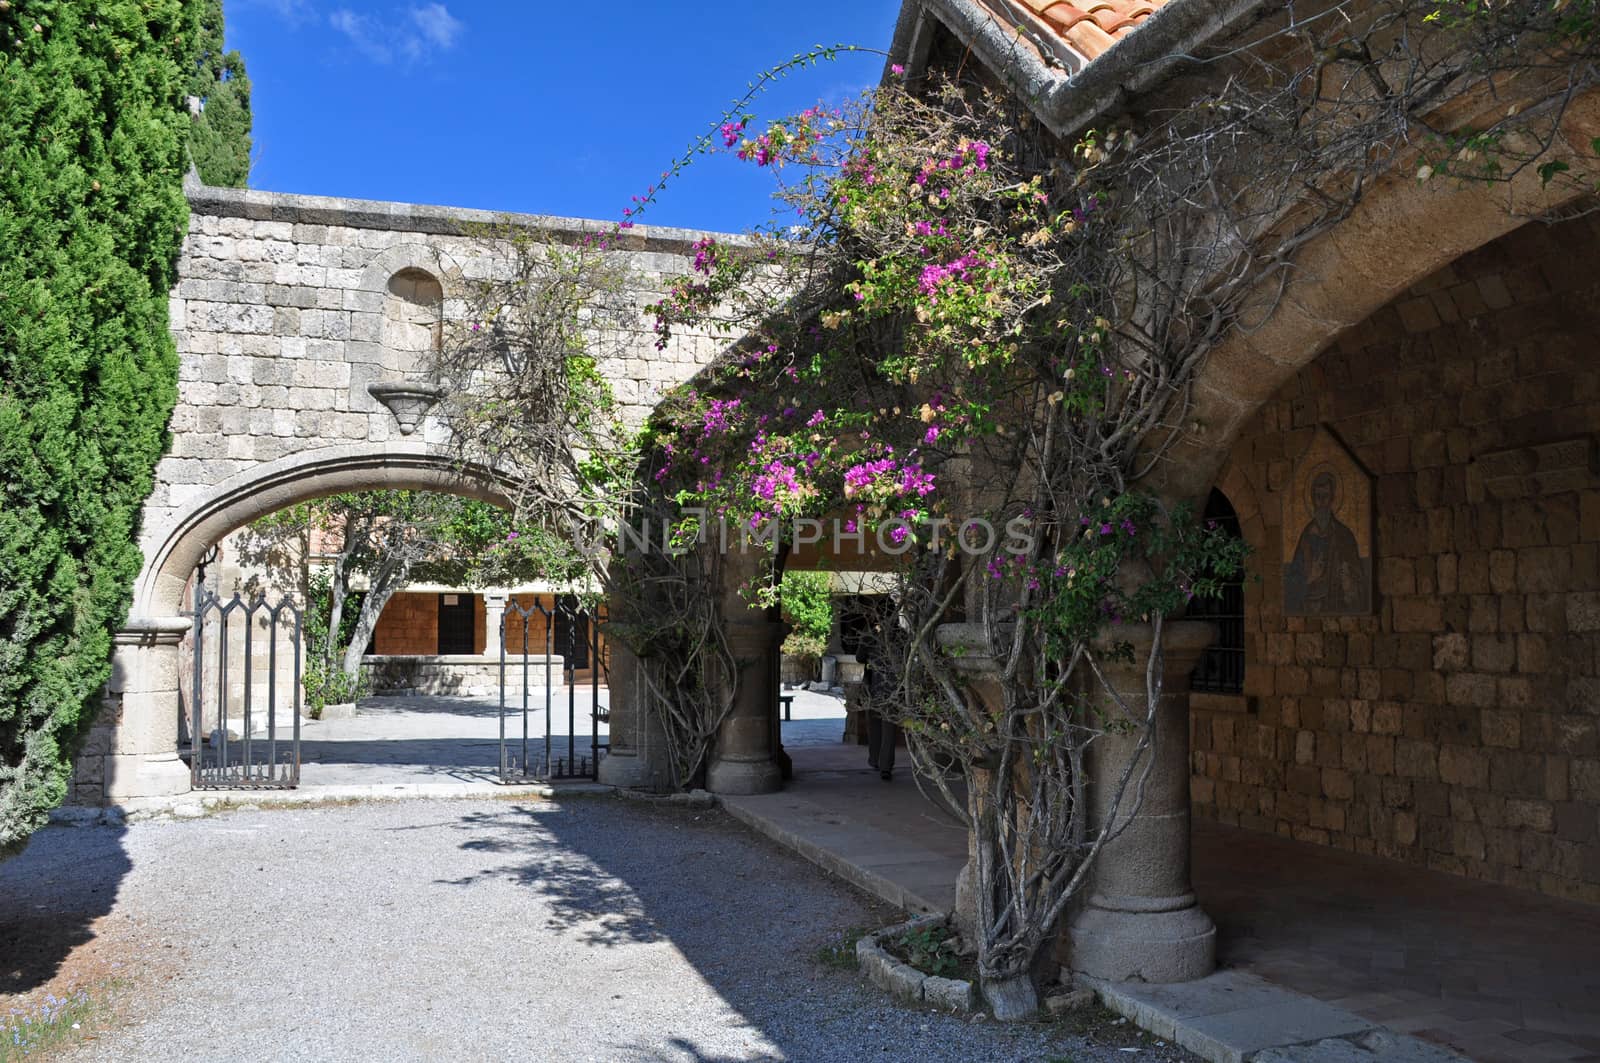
[1283,428,1373,616]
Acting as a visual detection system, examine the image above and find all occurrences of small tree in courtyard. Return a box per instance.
[241,491,556,713]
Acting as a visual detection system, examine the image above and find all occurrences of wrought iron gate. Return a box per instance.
[189,587,303,789]
[498,598,606,782]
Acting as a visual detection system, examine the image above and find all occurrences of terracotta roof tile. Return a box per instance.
[1004,0,1168,63]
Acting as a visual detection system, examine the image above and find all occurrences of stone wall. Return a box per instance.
[1191,215,1600,904]
[143,181,742,573]
[362,654,560,698]
[372,591,483,656]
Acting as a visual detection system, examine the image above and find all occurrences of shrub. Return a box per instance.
[780,570,832,644]
[0,1,196,854]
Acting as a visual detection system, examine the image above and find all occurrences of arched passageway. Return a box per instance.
[1181,209,1600,1057]
[101,443,515,802]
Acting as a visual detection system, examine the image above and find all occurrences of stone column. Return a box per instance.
[596,636,674,791]
[705,616,784,794]
[104,617,195,802]
[1068,619,1216,984]
[482,591,507,658]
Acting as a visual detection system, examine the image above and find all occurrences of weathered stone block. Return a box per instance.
[1392,597,1443,632]
[1472,634,1517,673]
[1438,745,1489,788]
[1443,672,1496,710]
[1572,758,1600,802]
[1395,740,1439,780]
[1480,709,1522,749]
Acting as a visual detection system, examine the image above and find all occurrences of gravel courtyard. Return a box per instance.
[1,795,1189,1062]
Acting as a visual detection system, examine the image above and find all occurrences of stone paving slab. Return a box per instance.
[1087,972,1469,1063]
[720,742,967,915]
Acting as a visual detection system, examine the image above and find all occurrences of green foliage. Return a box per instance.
[780,631,827,661]
[780,570,832,643]
[246,489,554,686]
[1427,0,1596,41]
[0,1,194,854]
[300,572,370,717]
[894,923,963,979]
[1025,494,1249,656]
[1,986,99,1060]
[184,0,250,186]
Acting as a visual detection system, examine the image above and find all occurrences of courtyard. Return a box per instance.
[1,794,1189,1063]
[6,0,1600,1058]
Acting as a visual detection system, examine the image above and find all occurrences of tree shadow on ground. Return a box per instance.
[429,805,665,948]
[426,795,1084,1062]
[0,821,131,996]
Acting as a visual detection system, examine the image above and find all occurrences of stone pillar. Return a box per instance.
[596,636,674,791]
[482,591,507,658]
[705,616,784,794]
[1068,619,1216,984]
[104,617,195,802]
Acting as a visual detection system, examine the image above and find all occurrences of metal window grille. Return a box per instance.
[1188,489,1246,695]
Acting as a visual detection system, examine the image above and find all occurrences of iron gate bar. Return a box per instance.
[543,601,552,778]
[497,598,603,783]
[590,609,602,773]
[190,588,301,789]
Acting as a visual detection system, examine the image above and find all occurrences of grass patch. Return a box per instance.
[1049,1000,1176,1052]
[815,927,867,970]
[2,988,98,1061]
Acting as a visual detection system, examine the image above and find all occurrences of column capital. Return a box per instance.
[115,616,192,647]
[1091,619,1216,688]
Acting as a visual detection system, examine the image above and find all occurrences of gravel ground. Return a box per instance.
[2,795,1191,1062]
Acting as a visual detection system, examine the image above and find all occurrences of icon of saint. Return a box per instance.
[1286,470,1366,614]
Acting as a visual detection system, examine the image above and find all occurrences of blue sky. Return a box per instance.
[228,0,905,234]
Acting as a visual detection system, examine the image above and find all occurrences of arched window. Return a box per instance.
[1188,488,1245,695]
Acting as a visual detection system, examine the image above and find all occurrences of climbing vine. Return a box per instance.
[429,0,1600,1016]
[634,0,1600,1017]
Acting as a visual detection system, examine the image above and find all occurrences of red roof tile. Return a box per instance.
[1003,0,1168,63]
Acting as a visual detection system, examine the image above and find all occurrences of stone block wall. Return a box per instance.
[1191,215,1600,904]
[141,183,745,573]
[362,655,560,698]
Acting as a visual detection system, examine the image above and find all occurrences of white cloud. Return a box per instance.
[328,3,463,64]
[409,3,463,50]
[329,8,392,62]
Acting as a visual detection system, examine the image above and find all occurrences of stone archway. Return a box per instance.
[1147,90,1600,507]
[104,442,510,803]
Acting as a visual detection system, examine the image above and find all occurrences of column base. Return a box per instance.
[706,754,782,795]
[597,749,670,792]
[104,752,192,802]
[1068,892,1216,983]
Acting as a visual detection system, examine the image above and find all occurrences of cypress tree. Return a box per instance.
[186,0,250,187]
[0,1,195,853]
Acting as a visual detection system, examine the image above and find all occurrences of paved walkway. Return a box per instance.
[1194,820,1600,1063]
[294,691,610,786]
[731,743,1600,1063]
[726,741,967,914]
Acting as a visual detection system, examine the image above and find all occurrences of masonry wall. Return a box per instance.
[1191,215,1600,904]
[372,591,475,655]
[141,184,742,571]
